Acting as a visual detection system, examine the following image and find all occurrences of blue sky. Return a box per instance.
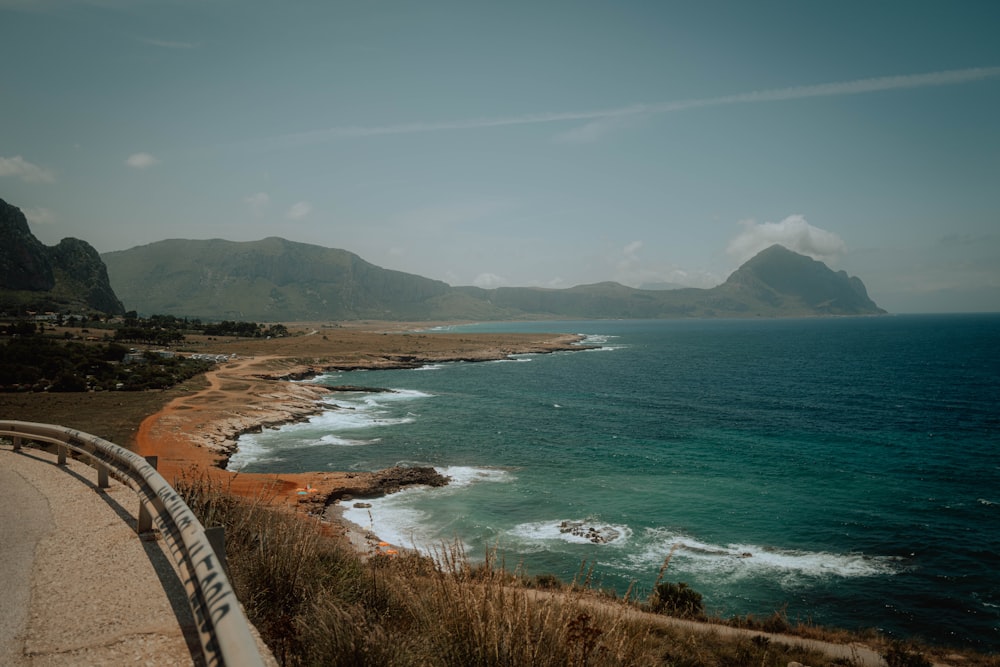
[2,1,998,313]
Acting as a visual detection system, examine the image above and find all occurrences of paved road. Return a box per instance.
[0,445,199,666]
[0,452,52,667]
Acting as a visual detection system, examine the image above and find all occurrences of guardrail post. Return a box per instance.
[57,443,67,465]
[12,436,21,451]
[137,501,153,534]
[97,464,109,489]
[206,526,230,578]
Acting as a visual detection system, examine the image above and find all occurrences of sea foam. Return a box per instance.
[625,528,898,582]
[509,518,632,546]
[340,465,512,553]
[578,333,625,350]
[228,387,430,468]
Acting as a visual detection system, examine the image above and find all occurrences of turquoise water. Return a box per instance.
[230,315,1000,649]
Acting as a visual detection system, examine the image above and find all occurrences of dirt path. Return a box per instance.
[552,591,889,666]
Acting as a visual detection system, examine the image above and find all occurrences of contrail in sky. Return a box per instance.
[269,66,1000,146]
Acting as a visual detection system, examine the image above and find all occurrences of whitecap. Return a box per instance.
[625,528,898,581]
[308,407,415,430]
[226,433,268,470]
[342,493,433,550]
[978,498,998,507]
[438,466,513,487]
[371,388,434,401]
[577,333,626,350]
[509,518,632,546]
[318,434,378,447]
[309,372,343,383]
[340,486,473,555]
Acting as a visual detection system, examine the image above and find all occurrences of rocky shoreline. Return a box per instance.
[135,330,589,522]
[206,335,588,471]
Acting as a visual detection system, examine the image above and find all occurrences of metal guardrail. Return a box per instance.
[0,420,266,667]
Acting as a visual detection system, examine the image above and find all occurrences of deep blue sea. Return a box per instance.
[229,315,1000,650]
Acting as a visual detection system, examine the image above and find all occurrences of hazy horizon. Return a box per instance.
[2,1,998,313]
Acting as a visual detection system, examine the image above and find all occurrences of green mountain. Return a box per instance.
[0,198,125,315]
[102,237,459,321]
[103,237,884,321]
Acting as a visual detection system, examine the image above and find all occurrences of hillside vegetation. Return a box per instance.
[173,475,969,667]
[1,195,884,322]
[102,237,885,321]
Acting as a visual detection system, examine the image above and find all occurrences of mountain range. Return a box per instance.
[101,237,885,321]
[0,197,885,321]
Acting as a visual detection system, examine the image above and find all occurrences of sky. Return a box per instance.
[2,1,998,313]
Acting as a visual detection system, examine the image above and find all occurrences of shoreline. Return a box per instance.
[134,330,588,531]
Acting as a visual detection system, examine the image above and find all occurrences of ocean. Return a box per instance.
[228,314,1000,650]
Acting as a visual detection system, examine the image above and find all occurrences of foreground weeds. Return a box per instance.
[174,475,995,667]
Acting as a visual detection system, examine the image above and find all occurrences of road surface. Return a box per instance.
[1,445,200,666]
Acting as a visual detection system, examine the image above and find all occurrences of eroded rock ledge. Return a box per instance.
[334,466,450,501]
[292,466,450,514]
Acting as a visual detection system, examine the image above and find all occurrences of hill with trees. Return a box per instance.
[103,238,884,321]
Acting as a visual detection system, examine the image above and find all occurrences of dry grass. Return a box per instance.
[177,475,943,667]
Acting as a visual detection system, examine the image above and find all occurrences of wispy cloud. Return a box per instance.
[553,116,636,144]
[138,37,198,49]
[0,155,55,183]
[268,66,1000,146]
[125,152,159,169]
[473,272,507,289]
[285,201,312,220]
[245,192,269,215]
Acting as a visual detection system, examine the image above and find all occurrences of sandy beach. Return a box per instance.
[132,326,586,542]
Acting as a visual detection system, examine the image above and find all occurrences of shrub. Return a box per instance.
[883,641,933,667]
[648,581,704,619]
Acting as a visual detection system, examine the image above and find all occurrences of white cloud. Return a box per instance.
[473,272,507,288]
[126,152,159,169]
[285,201,312,220]
[245,192,269,215]
[727,215,847,264]
[23,207,55,225]
[615,240,643,277]
[610,240,722,288]
[0,155,55,183]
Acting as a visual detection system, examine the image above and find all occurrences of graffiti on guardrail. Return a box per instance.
[156,483,197,533]
[153,483,236,626]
